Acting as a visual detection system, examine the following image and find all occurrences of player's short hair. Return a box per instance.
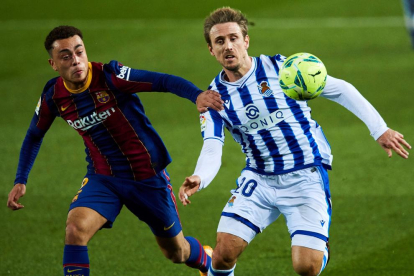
[204,7,249,46]
[44,26,83,56]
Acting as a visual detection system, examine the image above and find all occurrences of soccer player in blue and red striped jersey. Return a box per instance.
[6,25,222,276]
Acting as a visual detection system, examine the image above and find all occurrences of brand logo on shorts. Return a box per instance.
[227,196,236,207]
[320,220,326,227]
[163,222,175,231]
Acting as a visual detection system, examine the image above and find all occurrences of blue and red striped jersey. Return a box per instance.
[15,61,202,184]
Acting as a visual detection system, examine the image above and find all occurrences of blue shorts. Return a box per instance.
[69,169,182,238]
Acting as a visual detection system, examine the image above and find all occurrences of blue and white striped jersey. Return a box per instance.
[200,54,332,175]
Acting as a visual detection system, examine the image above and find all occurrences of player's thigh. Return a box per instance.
[278,166,331,250]
[219,170,281,241]
[68,174,123,229]
[66,207,107,239]
[122,170,182,238]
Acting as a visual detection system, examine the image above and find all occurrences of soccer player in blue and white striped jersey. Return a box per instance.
[179,7,411,276]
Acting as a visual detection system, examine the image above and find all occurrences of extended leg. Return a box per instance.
[63,207,107,276]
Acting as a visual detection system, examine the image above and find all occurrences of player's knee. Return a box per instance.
[292,259,321,276]
[65,222,89,245]
[212,250,237,270]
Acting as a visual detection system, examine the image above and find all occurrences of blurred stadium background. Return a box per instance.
[1,0,413,275]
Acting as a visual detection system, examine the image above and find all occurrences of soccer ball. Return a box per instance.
[279,53,327,101]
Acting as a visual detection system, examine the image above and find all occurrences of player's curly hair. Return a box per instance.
[204,7,249,46]
[44,26,83,56]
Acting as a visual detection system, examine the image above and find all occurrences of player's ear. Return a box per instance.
[48,59,58,71]
[244,35,250,50]
[208,44,215,56]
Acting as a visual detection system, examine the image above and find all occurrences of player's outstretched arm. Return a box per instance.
[376,129,411,159]
[179,175,201,206]
[196,90,224,113]
[7,184,26,211]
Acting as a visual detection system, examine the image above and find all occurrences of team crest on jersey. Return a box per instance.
[96,91,110,103]
[200,114,207,132]
[257,81,274,97]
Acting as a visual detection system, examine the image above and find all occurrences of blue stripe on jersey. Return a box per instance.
[210,110,224,137]
[258,129,284,168]
[231,128,251,167]
[269,55,322,164]
[246,133,265,171]
[278,121,305,166]
[255,57,279,113]
[259,56,304,167]
[71,92,135,179]
[237,82,253,106]
[214,75,242,125]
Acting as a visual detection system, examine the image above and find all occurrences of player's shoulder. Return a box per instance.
[42,76,59,96]
[258,54,286,63]
[103,60,131,78]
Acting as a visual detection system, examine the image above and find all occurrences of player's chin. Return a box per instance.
[223,62,240,72]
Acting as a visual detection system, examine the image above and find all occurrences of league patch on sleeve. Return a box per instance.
[35,97,41,115]
[200,114,207,132]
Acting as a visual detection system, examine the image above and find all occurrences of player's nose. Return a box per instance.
[72,55,80,65]
[224,40,233,51]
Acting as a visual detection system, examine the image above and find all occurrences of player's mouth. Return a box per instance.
[225,54,236,61]
[73,69,84,76]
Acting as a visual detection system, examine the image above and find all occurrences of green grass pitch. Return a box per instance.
[1,0,413,275]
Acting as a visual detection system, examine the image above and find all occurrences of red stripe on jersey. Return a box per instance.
[83,134,113,176]
[52,81,113,176]
[63,263,90,268]
[36,96,55,131]
[91,90,156,180]
[111,74,152,93]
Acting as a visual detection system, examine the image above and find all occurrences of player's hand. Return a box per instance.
[178,175,201,206]
[196,90,224,113]
[376,129,411,159]
[7,184,26,211]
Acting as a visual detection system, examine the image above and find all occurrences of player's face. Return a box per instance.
[208,22,250,74]
[48,35,89,91]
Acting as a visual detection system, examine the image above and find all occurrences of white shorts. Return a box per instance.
[217,166,331,251]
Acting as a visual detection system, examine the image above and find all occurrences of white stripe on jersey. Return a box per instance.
[202,54,332,175]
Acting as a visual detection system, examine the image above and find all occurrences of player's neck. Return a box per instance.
[223,56,252,82]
